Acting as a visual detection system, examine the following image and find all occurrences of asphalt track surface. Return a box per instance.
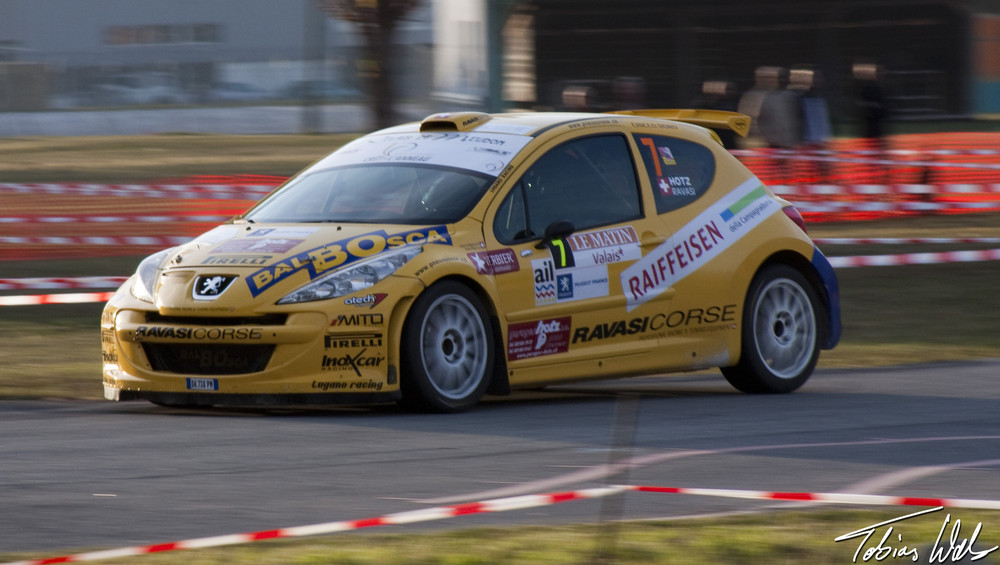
[2,359,1000,557]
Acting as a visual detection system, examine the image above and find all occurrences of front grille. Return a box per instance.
[142,343,274,375]
[145,312,288,326]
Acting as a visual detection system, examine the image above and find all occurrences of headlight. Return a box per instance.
[130,248,173,303]
[277,246,423,304]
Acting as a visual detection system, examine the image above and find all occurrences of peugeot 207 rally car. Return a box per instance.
[101,109,841,412]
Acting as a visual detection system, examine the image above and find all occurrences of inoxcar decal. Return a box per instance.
[621,177,779,311]
[247,226,450,297]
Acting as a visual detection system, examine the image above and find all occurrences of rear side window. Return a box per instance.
[633,134,716,214]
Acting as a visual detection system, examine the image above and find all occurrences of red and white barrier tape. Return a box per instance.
[0,236,191,246]
[732,149,1000,171]
[814,237,1000,245]
[5,484,1000,565]
[0,486,625,565]
[628,485,1000,510]
[0,277,127,291]
[0,215,230,224]
[828,249,1000,268]
[0,292,116,307]
[772,183,1000,197]
[0,183,272,200]
[4,244,1000,306]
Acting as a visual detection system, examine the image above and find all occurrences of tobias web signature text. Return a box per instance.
[835,506,998,562]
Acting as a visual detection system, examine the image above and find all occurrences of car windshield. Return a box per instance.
[243,164,495,224]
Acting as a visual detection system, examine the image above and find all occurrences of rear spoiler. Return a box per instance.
[606,109,751,139]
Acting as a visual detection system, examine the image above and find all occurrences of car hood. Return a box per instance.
[151,222,452,312]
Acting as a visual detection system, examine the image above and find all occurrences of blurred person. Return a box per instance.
[853,62,888,142]
[757,66,801,150]
[612,76,647,110]
[736,66,774,148]
[790,67,833,182]
[853,62,889,182]
[562,84,600,111]
[694,80,740,147]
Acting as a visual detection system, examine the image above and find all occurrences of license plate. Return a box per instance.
[186,378,219,391]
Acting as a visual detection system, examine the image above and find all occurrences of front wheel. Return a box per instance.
[722,264,820,393]
[401,281,494,412]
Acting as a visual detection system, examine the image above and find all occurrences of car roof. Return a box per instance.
[378,110,750,142]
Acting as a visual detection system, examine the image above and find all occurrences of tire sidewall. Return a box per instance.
[739,264,821,393]
[401,281,494,412]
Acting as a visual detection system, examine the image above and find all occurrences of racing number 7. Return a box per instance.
[639,137,662,178]
[551,238,568,268]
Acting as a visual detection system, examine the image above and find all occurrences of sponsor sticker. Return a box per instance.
[507,317,571,360]
[533,259,609,306]
[212,238,303,254]
[246,225,450,297]
[468,248,520,275]
[621,177,779,311]
[317,131,533,176]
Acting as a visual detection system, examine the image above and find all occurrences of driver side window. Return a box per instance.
[493,134,641,244]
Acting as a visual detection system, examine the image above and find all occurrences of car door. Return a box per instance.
[622,130,744,367]
[482,131,669,374]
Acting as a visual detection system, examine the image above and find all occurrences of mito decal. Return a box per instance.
[468,248,519,275]
[330,313,384,327]
[621,178,779,311]
[507,317,571,361]
[247,226,451,297]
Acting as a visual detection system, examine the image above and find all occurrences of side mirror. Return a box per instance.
[535,220,575,249]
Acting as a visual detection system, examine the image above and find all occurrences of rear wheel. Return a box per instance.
[722,264,820,393]
[401,281,494,412]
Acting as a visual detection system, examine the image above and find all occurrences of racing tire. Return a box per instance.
[401,281,495,413]
[721,264,820,394]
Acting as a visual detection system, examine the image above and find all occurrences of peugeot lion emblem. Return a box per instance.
[193,275,236,300]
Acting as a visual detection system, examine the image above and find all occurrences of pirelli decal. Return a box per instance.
[247,226,450,297]
[621,178,779,311]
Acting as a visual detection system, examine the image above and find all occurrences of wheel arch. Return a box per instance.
[405,274,511,396]
[755,249,836,349]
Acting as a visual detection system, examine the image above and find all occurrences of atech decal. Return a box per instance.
[247,226,450,297]
[621,178,778,311]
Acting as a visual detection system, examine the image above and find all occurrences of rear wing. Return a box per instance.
[606,109,751,139]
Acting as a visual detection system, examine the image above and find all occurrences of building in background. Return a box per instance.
[0,0,997,121]
[0,0,431,110]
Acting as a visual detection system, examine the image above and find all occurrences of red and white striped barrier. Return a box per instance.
[814,237,1000,245]
[0,486,626,565]
[0,182,273,200]
[733,149,1000,171]
[772,183,1000,198]
[0,236,191,246]
[628,485,1000,510]
[4,484,1000,565]
[0,215,230,224]
[0,292,117,307]
[0,277,127,291]
[828,249,1000,268]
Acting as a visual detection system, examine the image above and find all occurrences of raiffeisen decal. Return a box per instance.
[621,178,779,311]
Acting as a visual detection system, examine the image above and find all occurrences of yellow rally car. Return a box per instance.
[101,109,841,412]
